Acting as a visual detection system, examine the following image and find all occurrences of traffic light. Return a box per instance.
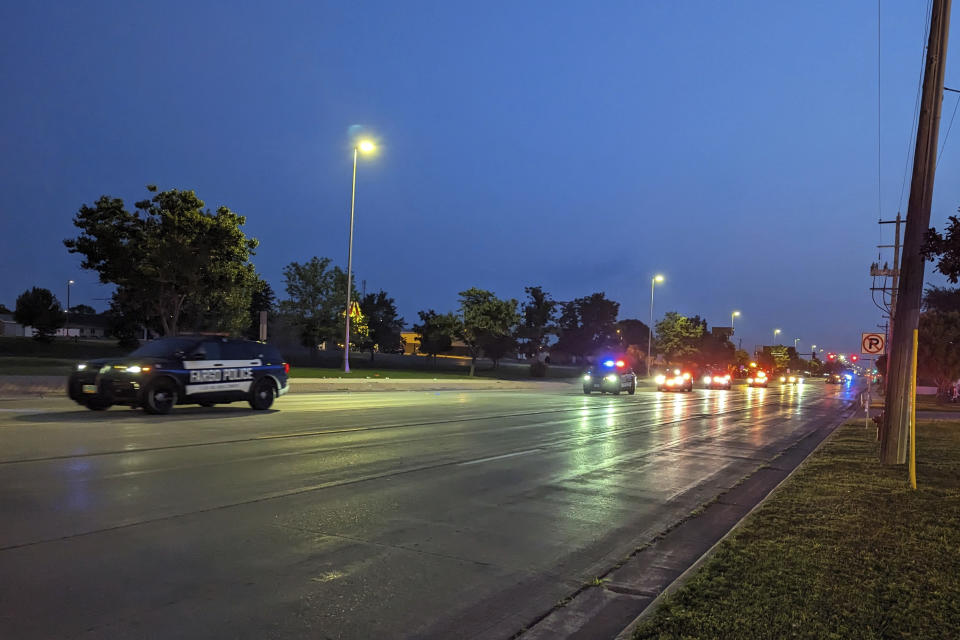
[827,353,836,361]
[850,354,859,362]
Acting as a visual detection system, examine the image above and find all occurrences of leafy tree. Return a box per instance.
[245,279,276,340]
[769,345,790,372]
[917,310,960,401]
[0,304,11,314]
[457,288,520,373]
[734,349,751,368]
[359,291,404,361]
[14,287,64,342]
[68,304,96,315]
[279,257,358,352]
[554,293,620,359]
[654,311,703,363]
[922,285,960,313]
[64,185,259,336]
[923,212,960,281]
[518,286,557,358]
[413,310,458,363]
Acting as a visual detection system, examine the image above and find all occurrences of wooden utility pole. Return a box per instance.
[880,0,952,464]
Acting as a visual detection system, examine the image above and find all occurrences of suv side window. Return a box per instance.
[198,341,222,360]
[222,341,256,361]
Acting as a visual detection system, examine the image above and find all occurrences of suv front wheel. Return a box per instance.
[249,377,276,410]
[144,379,178,415]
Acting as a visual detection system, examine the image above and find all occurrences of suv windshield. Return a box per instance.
[128,338,201,359]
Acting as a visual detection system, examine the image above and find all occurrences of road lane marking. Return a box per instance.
[457,448,542,466]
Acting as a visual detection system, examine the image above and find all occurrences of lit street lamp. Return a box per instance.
[648,274,664,377]
[343,138,377,373]
[773,328,781,344]
[731,310,740,333]
[66,279,75,338]
[794,338,800,350]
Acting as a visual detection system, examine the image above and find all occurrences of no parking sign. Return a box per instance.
[861,333,885,355]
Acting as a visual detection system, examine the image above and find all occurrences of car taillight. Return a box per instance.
[682,372,691,380]
[283,362,290,374]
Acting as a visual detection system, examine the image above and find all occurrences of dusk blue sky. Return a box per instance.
[2,1,960,355]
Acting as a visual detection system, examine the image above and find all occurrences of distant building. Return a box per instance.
[0,314,26,337]
[400,330,471,357]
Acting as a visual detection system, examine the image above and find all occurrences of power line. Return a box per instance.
[936,91,960,166]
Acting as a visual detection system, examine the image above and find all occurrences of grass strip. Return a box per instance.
[289,367,471,380]
[632,421,960,640]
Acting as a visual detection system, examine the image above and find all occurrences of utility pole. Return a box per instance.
[881,0,952,465]
[872,212,902,379]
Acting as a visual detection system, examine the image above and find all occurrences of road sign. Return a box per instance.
[861,332,886,355]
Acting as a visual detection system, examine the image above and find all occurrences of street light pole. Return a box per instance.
[647,274,663,377]
[66,279,74,338]
[731,310,740,334]
[794,338,800,350]
[773,328,781,344]
[342,139,376,373]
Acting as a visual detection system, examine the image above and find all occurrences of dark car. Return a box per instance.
[702,371,732,390]
[746,370,769,388]
[826,373,847,385]
[67,336,290,414]
[655,368,694,392]
[583,358,637,395]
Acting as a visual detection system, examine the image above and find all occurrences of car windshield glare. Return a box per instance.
[128,338,201,359]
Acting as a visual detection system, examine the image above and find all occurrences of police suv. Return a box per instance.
[67,336,290,414]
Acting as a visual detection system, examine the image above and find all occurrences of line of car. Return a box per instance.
[582,357,830,395]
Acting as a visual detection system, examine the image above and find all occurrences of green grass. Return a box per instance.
[0,357,78,376]
[0,336,127,359]
[870,392,960,413]
[632,421,960,640]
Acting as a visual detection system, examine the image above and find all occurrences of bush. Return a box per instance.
[529,360,547,377]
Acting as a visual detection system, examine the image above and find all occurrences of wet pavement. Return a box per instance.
[0,383,858,639]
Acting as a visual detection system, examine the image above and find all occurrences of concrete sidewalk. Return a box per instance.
[0,374,572,398]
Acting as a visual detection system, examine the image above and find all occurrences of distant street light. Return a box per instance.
[66,279,75,338]
[648,274,664,377]
[794,338,800,350]
[343,137,377,373]
[773,328,781,344]
[731,310,740,334]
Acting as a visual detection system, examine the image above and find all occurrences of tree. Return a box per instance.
[554,293,620,360]
[917,310,960,401]
[359,291,405,361]
[14,288,64,342]
[922,285,960,313]
[279,257,358,352]
[68,304,96,315]
[413,310,458,363]
[518,286,557,358]
[457,288,520,373]
[64,186,259,336]
[768,346,791,372]
[654,311,703,363]
[245,279,276,340]
[923,212,960,281]
[0,304,11,314]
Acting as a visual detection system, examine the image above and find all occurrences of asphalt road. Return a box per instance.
[0,382,857,639]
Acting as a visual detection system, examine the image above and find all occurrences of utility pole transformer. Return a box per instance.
[881,0,952,465]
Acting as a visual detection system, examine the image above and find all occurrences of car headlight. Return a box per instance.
[605,374,618,382]
[789,376,796,382]
[682,372,691,380]
[76,363,87,371]
[780,377,786,382]
[703,376,712,384]
[747,378,753,384]
[583,374,591,381]
[655,375,666,384]
[125,365,142,374]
